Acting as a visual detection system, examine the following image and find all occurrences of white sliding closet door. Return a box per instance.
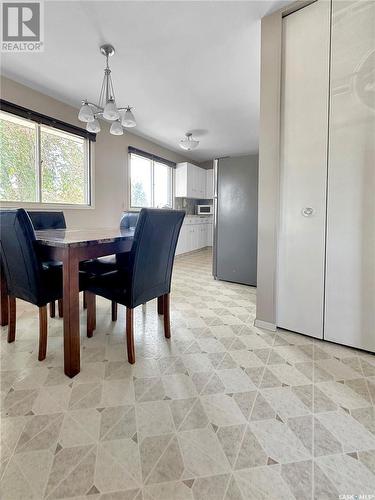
[324,1,375,351]
[277,1,331,338]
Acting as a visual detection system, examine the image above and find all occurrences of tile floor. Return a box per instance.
[1,248,375,499]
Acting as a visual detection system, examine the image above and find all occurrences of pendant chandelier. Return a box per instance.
[78,44,136,136]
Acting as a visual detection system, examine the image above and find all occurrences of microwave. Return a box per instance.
[197,204,213,215]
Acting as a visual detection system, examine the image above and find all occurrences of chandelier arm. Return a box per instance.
[85,101,103,112]
[99,70,107,109]
[104,53,111,103]
[105,70,110,103]
[108,73,116,102]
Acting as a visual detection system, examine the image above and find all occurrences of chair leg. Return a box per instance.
[83,291,87,309]
[0,268,9,326]
[58,299,63,317]
[126,307,135,364]
[7,296,16,343]
[111,301,118,321]
[157,296,164,315]
[163,293,171,339]
[49,301,56,318]
[38,306,48,361]
[86,292,96,338]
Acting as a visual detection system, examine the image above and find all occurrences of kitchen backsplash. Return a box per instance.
[174,198,213,215]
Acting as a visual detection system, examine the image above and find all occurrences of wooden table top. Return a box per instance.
[35,228,135,248]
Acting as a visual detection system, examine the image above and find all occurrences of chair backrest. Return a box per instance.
[127,208,185,308]
[0,209,43,305]
[120,212,139,230]
[27,211,66,230]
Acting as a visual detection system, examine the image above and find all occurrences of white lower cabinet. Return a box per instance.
[176,218,213,255]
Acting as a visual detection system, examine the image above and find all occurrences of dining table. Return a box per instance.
[0,228,135,378]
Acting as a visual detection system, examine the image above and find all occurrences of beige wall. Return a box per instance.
[255,10,282,329]
[198,160,214,170]
[0,76,189,229]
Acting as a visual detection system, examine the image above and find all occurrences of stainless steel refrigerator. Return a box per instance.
[213,155,258,286]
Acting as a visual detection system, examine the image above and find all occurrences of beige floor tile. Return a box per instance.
[234,466,296,500]
[1,249,374,499]
[163,374,198,400]
[136,400,174,438]
[178,427,230,478]
[317,380,372,410]
[316,454,375,495]
[144,480,193,500]
[59,408,101,447]
[101,379,134,406]
[201,393,247,427]
[249,419,310,463]
[95,438,141,491]
[217,368,256,393]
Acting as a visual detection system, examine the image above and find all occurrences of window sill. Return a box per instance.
[0,201,94,210]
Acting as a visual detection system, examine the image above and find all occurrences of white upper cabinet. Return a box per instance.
[205,169,214,198]
[175,162,206,198]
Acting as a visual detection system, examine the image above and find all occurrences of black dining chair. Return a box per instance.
[27,211,66,318]
[27,211,66,230]
[0,209,87,361]
[81,211,139,275]
[85,208,185,364]
[81,211,139,319]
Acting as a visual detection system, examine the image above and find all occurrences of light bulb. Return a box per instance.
[103,99,119,121]
[86,119,101,133]
[121,107,136,128]
[110,120,123,135]
[78,102,94,123]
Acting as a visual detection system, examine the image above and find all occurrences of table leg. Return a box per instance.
[0,262,8,327]
[62,248,80,377]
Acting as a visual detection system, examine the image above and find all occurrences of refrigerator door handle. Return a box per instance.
[212,159,219,278]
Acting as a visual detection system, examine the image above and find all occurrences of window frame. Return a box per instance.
[128,151,174,211]
[0,109,94,210]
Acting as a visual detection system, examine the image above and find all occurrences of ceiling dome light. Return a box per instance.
[78,101,94,122]
[121,106,136,128]
[103,98,119,121]
[86,118,101,133]
[179,132,199,151]
[110,120,124,135]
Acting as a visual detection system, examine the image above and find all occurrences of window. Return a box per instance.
[129,151,173,209]
[0,110,91,206]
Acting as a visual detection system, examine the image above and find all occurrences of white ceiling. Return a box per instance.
[1,0,289,162]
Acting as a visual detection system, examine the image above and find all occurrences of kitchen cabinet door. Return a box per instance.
[198,169,206,198]
[198,225,206,248]
[185,225,193,252]
[188,166,199,198]
[206,170,214,198]
[176,162,208,199]
[175,163,188,197]
[207,223,213,246]
[195,225,201,250]
[176,225,187,255]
